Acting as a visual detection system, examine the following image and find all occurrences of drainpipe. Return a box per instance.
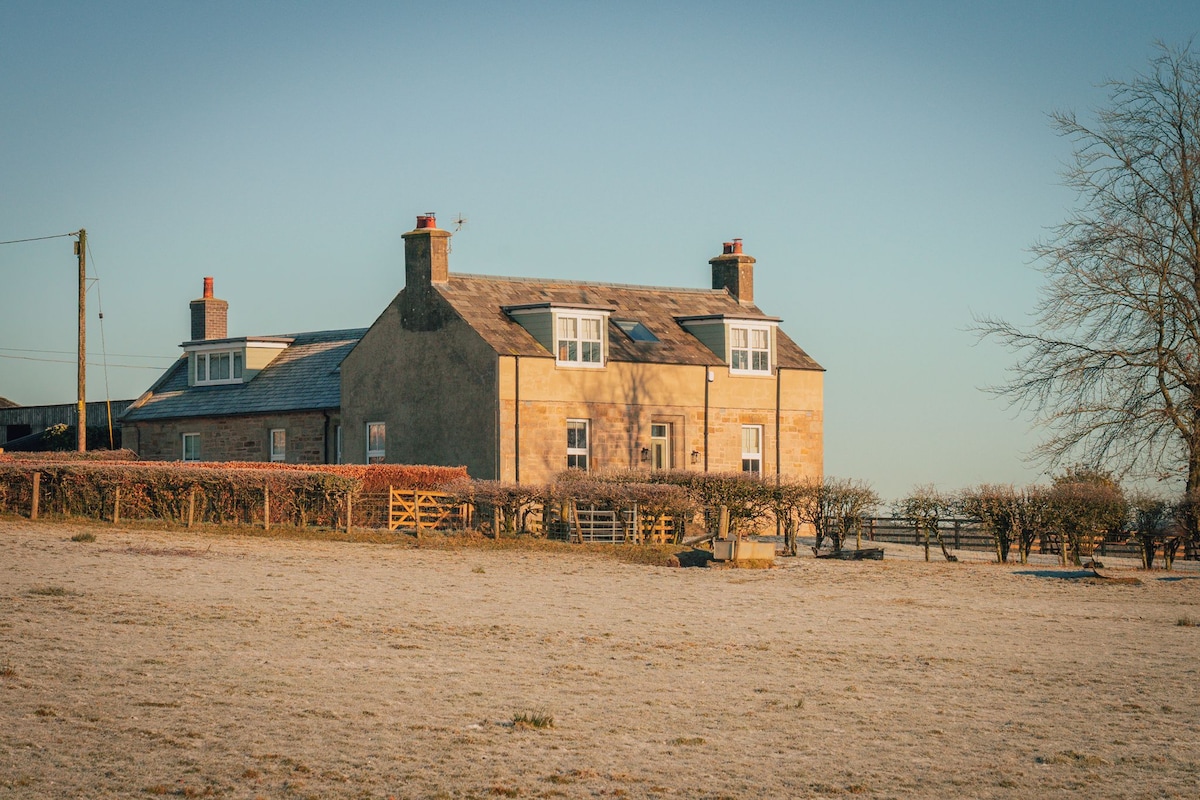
[775,368,782,485]
[514,355,521,484]
[323,411,332,465]
[703,365,711,472]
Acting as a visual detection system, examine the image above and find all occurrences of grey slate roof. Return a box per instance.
[437,274,823,371]
[121,329,366,422]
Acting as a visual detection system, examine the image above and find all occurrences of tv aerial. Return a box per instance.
[448,213,467,253]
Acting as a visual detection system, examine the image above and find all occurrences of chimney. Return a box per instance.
[402,212,451,287]
[189,276,228,340]
[710,238,755,303]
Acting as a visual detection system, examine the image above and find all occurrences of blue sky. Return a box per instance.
[2,1,1197,499]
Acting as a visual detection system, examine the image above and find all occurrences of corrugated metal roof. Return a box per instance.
[121,329,366,422]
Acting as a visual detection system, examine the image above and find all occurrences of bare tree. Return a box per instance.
[960,484,1023,563]
[977,43,1200,550]
[796,477,879,555]
[894,485,958,562]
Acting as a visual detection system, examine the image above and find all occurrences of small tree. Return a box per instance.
[1046,468,1127,566]
[771,480,809,556]
[1127,490,1173,569]
[894,485,957,562]
[442,478,544,537]
[960,484,1027,563]
[1016,485,1053,565]
[796,477,879,555]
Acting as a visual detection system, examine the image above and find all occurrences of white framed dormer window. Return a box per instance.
[556,313,604,367]
[269,429,286,462]
[741,425,763,475]
[567,419,590,471]
[366,422,386,464]
[195,350,244,385]
[729,325,771,375]
[182,433,201,462]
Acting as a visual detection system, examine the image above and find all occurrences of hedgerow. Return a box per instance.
[0,463,358,527]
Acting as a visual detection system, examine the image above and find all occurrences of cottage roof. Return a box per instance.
[120,328,366,422]
[437,274,822,370]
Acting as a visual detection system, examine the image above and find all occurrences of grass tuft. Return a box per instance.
[670,736,706,746]
[1177,616,1197,627]
[27,585,76,597]
[512,710,554,730]
[70,531,96,542]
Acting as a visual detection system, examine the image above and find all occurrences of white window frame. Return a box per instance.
[366,422,386,464]
[269,429,286,462]
[741,424,763,475]
[194,349,244,385]
[567,418,590,471]
[182,432,201,462]
[555,313,605,368]
[728,324,772,375]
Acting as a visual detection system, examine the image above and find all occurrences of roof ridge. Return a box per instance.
[260,327,369,339]
[450,272,727,295]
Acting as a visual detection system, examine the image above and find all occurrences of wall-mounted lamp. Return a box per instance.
[640,447,650,463]
[690,450,701,464]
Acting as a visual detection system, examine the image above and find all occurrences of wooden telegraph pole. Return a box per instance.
[75,229,86,453]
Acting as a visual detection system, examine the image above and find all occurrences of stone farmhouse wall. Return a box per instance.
[123,410,335,464]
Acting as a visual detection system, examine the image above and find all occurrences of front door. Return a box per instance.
[651,423,671,470]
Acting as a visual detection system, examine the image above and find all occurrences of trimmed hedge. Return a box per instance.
[172,461,467,493]
[0,462,360,528]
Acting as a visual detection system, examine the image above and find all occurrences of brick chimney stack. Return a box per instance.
[710,238,755,304]
[402,212,451,288]
[190,276,228,340]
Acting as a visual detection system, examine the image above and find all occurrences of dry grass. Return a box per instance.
[3,518,1198,799]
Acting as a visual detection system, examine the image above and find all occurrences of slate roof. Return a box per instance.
[437,274,823,370]
[121,329,366,422]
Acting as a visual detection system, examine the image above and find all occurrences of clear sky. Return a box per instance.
[2,1,1197,499]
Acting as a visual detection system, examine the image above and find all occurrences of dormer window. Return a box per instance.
[195,350,244,385]
[505,302,613,368]
[557,313,604,366]
[676,314,778,377]
[729,325,771,374]
[184,336,291,387]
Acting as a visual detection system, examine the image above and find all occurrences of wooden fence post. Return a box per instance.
[264,484,271,531]
[187,488,196,529]
[113,486,121,526]
[345,491,352,535]
[414,490,423,541]
[30,472,40,520]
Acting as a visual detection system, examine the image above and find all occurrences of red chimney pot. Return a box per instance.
[732,239,743,255]
[416,213,437,229]
[203,276,214,298]
[722,241,734,255]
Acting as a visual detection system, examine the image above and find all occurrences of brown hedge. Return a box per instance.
[0,463,360,528]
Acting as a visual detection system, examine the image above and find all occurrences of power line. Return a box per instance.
[0,353,167,370]
[0,347,174,361]
[0,232,77,246]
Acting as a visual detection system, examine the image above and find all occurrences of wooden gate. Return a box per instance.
[388,488,469,532]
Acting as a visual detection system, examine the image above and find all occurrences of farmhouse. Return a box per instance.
[339,215,823,484]
[121,216,824,484]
